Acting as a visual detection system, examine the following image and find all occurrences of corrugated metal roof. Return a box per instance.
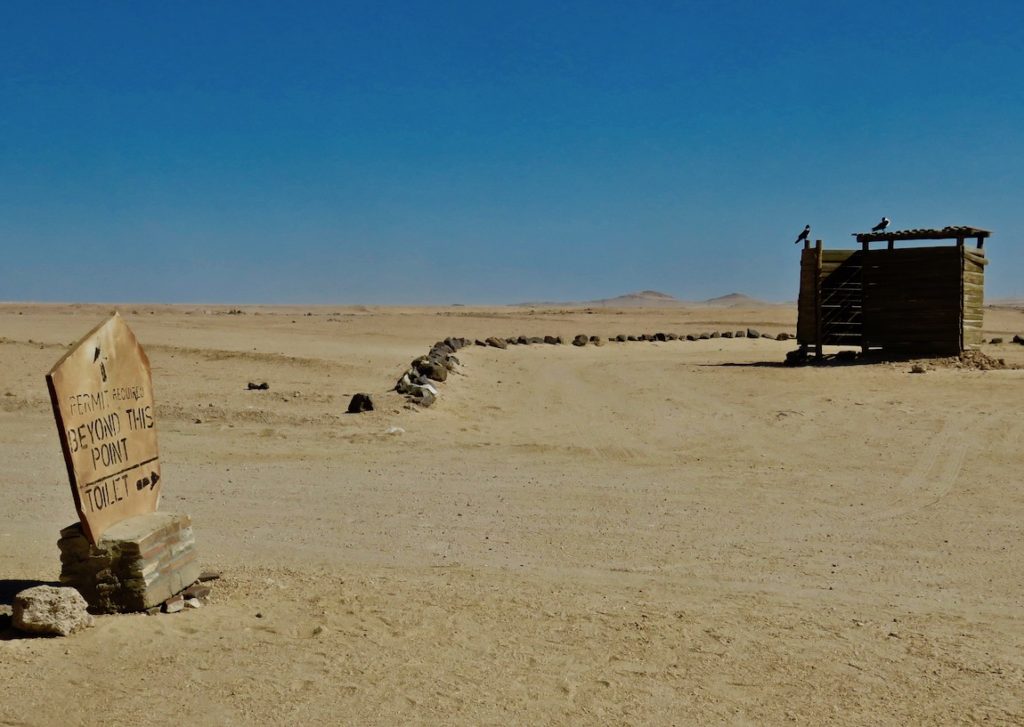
[853,226,991,243]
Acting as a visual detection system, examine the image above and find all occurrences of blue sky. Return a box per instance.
[2,1,1021,304]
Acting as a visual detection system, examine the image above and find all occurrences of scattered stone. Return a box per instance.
[182,583,212,600]
[685,334,697,341]
[761,332,776,340]
[1013,335,1024,345]
[0,604,12,630]
[385,426,405,435]
[910,364,926,374]
[410,389,436,407]
[735,330,746,338]
[246,382,269,390]
[415,360,448,382]
[517,335,530,345]
[475,339,487,346]
[722,331,733,338]
[710,331,720,339]
[572,335,588,347]
[990,337,1003,344]
[544,335,559,345]
[198,570,222,582]
[747,328,760,338]
[615,334,628,342]
[698,333,710,340]
[346,393,374,414]
[13,586,94,636]
[590,336,605,346]
[627,335,639,341]
[184,598,203,609]
[654,333,667,342]
[486,337,507,349]
[163,595,185,614]
[666,333,679,341]
[528,337,544,344]
[776,332,792,341]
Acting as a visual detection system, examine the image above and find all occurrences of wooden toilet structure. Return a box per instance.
[797,226,990,357]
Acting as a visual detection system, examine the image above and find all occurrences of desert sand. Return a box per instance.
[2,302,1023,725]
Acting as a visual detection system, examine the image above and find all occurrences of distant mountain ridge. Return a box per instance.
[513,290,771,307]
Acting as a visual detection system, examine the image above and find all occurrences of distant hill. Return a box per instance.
[513,290,684,307]
[589,290,682,307]
[701,292,766,307]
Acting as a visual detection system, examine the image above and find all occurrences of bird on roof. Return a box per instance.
[794,225,811,244]
[871,216,890,232]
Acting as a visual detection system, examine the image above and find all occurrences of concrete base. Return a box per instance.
[59,512,200,613]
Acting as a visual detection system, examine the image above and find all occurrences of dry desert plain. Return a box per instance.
[2,302,1024,725]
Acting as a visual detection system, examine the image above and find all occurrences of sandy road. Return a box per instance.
[1,303,1023,725]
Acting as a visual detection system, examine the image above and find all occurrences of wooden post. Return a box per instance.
[887,238,894,250]
[814,239,824,359]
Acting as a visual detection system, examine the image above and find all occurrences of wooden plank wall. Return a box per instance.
[861,246,963,354]
[962,248,987,348]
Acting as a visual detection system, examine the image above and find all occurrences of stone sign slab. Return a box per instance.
[46,313,161,543]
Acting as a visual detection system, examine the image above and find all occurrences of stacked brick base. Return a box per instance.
[58,512,200,613]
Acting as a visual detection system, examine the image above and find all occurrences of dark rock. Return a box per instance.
[544,335,559,345]
[685,334,697,341]
[1012,334,1023,345]
[722,331,734,338]
[572,335,588,347]
[183,583,212,600]
[246,382,269,391]
[475,339,487,346]
[710,331,720,339]
[0,604,12,630]
[785,349,808,366]
[486,337,507,349]
[590,336,605,346]
[417,361,448,382]
[529,337,544,344]
[910,364,926,374]
[627,335,638,341]
[836,350,857,361]
[735,330,746,338]
[517,335,530,345]
[615,334,627,342]
[699,333,711,340]
[990,337,1003,344]
[761,332,776,340]
[505,337,518,345]
[654,333,667,342]
[747,328,760,338]
[776,332,791,341]
[410,389,436,407]
[666,333,679,341]
[198,570,222,582]
[347,393,374,414]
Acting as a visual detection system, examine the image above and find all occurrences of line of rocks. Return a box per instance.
[393,336,474,408]
[473,328,793,347]
[347,328,795,414]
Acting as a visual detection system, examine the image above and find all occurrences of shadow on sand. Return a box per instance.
[700,351,931,369]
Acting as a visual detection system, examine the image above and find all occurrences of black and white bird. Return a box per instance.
[871,216,890,232]
[794,224,811,244]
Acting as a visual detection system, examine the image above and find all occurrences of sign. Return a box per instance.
[46,313,161,543]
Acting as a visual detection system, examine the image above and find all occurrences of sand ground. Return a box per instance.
[2,302,1023,725]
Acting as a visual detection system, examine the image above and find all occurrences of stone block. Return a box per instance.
[58,512,200,613]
